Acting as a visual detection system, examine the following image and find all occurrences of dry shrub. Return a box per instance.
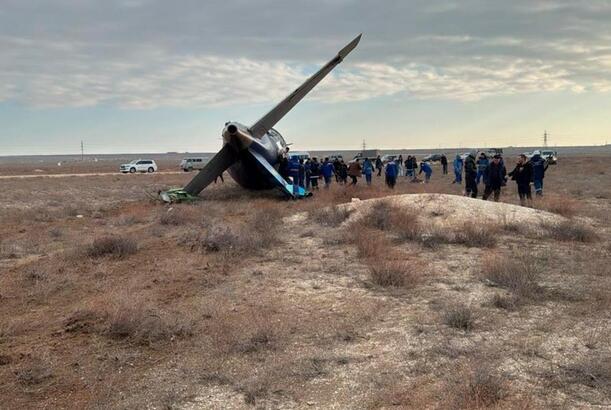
[490,293,517,311]
[546,220,598,243]
[453,223,498,248]
[353,228,390,259]
[15,360,54,386]
[444,362,509,409]
[442,304,475,331]
[105,295,193,346]
[564,354,611,392]
[389,208,421,241]
[86,236,138,259]
[311,206,351,227]
[159,206,196,226]
[369,259,421,288]
[535,194,580,217]
[362,202,395,231]
[481,253,542,300]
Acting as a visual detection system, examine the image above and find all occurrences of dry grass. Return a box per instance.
[481,253,542,302]
[442,304,475,331]
[369,260,422,288]
[85,236,138,259]
[546,219,599,242]
[311,206,351,227]
[105,295,194,346]
[444,362,510,409]
[563,354,611,393]
[535,194,581,217]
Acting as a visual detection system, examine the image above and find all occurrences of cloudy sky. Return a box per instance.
[1,0,611,154]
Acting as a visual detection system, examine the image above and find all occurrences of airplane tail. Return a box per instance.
[248,34,362,139]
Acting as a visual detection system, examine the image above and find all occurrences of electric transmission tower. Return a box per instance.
[543,130,548,147]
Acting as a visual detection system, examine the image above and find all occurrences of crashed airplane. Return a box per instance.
[160,34,361,202]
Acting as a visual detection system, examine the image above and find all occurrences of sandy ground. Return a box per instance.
[0,156,609,409]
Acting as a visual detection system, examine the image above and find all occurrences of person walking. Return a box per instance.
[333,158,342,182]
[464,152,478,198]
[508,154,533,206]
[385,159,398,188]
[375,155,383,176]
[453,154,463,184]
[476,153,489,185]
[419,161,433,183]
[397,155,404,177]
[309,158,320,190]
[362,157,374,186]
[440,154,448,175]
[348,159,362,185]
[303,159,311,190]
[338,160,348,184]
[482,154,506,201]
[530,150,547,196]
[321,158,334,188]
[404,155,413,181]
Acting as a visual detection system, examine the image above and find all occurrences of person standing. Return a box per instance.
[338,160,348,184]
[362,157,374,186]
[348,159,362,185]
[397,155,404,177]
[385,159,398,188]
[482,154,506,201]
[303,159,311,190]
[508,154,533,206]
[464,153,478,198]
[453,154,463,184]
[321,158,334,188]
[333,157,342,182]
[419,161,433,183]
[530,150,547,196]
[476,153,489,185]
[287,155,302,196]
[375,155,383,177]
[440,154,448,175]
[309,158,320,190]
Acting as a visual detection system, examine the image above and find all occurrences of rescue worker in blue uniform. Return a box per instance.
[530,150,547,196]
[321,158,335,188]
[419,161,433,183]
[287,156,302,196]
[476,153,489,185]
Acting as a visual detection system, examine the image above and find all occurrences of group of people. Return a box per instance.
[281,150,549,206]
[452,150,548,205]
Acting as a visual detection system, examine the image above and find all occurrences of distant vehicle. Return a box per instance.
[422,153,443,162]
[459,152,473,160]
[180,157,207,172]
[541,150,557,164]
[380,154,400,164]
[328,154,344,162]
[352,149,380,162]
[120,159,158,173]
[288,151,311,161]
[486,148,504,156]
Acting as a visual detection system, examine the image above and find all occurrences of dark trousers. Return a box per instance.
[349,175,358,185]
[377,167,382,176]
[442,164,448,174]
[465,174,477,198]
[386,175,396,188]
[311,176,319,189]
[517,184,531,205]
[483,185,501,201]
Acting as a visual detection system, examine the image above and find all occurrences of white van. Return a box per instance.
[180,157,207,172]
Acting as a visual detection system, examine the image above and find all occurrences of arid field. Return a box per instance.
[1,156,609,409]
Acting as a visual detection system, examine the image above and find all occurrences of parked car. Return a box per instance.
[288,151,311,161]
[422,153,443,162]
[180,157,207,172]
[328,154,344,162]
[541,150,558,164]
[120,159,158,173]
[380,154,400,164]
[459,152,473,160]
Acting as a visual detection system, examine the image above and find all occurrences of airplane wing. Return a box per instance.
[248,148,308,198]
[183,144,238,196]
[248,34,362,139]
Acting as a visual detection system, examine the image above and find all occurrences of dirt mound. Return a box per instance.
[334,193,564,227]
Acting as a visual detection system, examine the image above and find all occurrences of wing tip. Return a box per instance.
[338,33,362,59]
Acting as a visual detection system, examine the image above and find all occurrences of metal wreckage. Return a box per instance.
[159,34,362,203]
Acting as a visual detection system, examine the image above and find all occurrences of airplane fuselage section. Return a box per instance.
[222,124,287,190]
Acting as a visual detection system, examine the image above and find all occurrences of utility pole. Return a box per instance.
[543,130,548,147]
[81,140,84,161]
[362,139,366,152]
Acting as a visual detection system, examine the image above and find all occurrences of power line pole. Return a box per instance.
[362,139,366,152]
[543,130,548,147]
[81,140,84,161]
